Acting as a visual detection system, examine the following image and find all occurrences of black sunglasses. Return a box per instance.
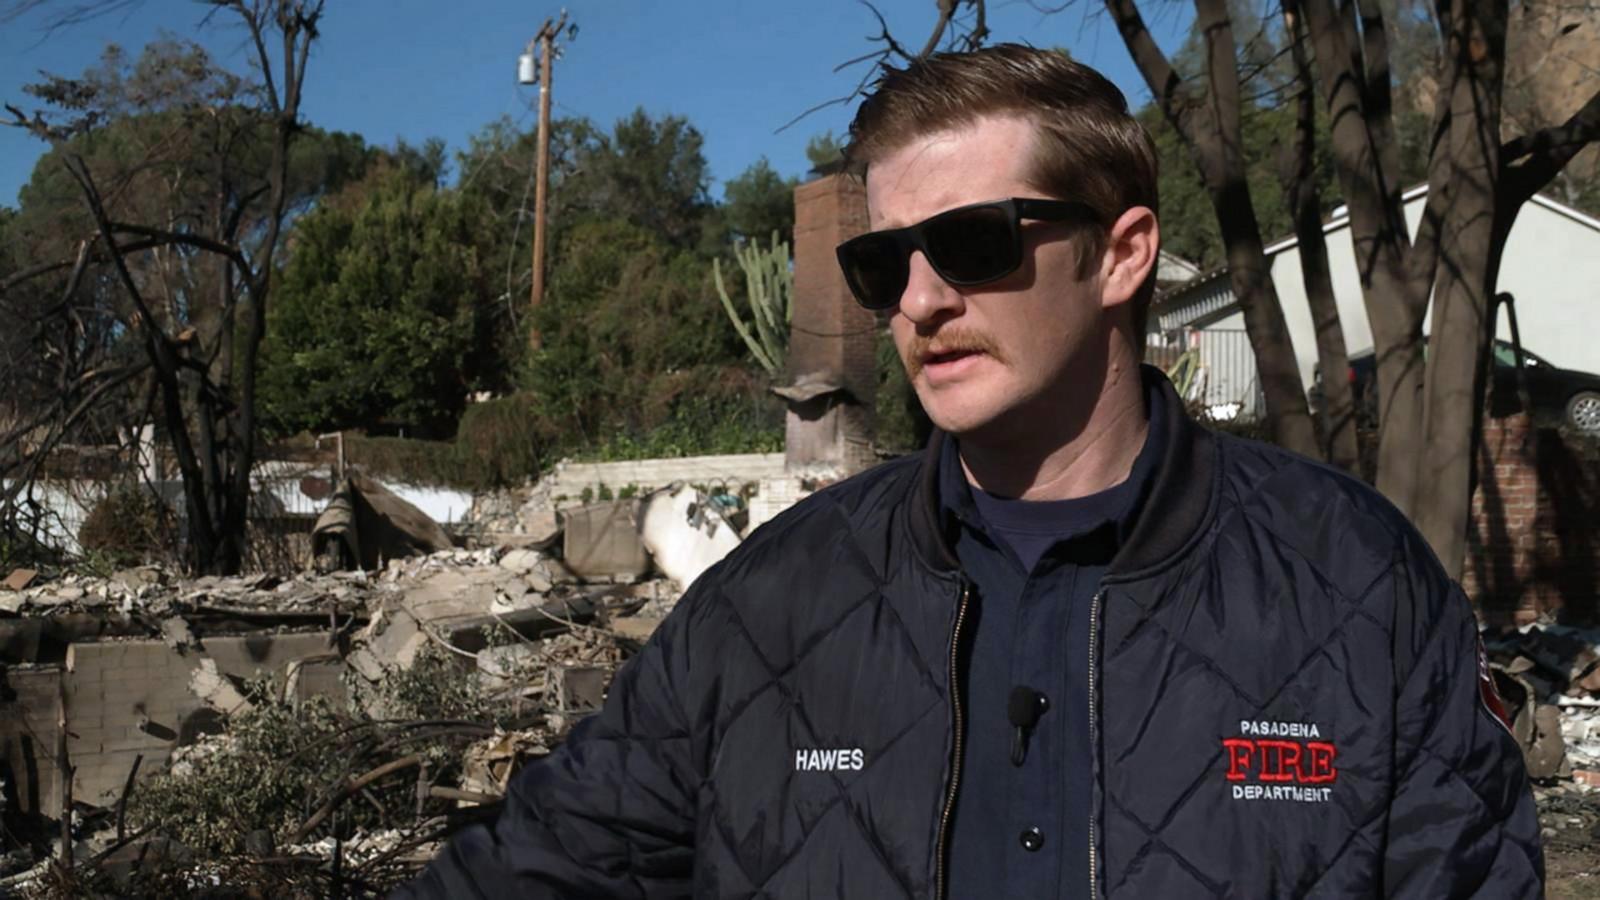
[835,197,1100,311]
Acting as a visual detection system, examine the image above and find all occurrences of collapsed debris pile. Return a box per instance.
[1483,624,1600,779]
[0,564,370,620]
[8,467,1596,893]
[1482,622,1600,865]
[0,478,742,896]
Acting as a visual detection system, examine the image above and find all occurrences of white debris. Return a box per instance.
[639,484,742,590]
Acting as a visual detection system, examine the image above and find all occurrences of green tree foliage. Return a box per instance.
[573,108,714,250]
[390,136,451,188]
[12,40,367,258]
[721,157,797,242]
[261,165,503,438]
[0,205,14,270]
[1142,101,1343,270]
[456,108,720,324]
[526,217,779,455]
[459,108,715,254]
[4,39,371,440]
[446,108,781,459]
[2,23,353,573]
[805,130,846,173]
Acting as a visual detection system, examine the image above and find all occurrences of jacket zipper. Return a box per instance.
[934,583,971,900]
[1088,588,1103,899]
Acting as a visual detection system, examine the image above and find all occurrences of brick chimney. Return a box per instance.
[779,174,879,476]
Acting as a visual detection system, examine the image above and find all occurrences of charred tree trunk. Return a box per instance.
[1411,0,1508,576]
[3,1,323,575]
[1297,0,1600,574]
[1298,0,1430,506]
[1280,1,1360,474]
[1108,0,1318,458]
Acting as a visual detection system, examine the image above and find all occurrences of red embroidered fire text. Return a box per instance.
[1223,723,1337,802]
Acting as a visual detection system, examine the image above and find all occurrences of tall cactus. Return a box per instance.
[715,231,792,376]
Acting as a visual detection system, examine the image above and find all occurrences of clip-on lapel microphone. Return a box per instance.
[1008,686,1048,766]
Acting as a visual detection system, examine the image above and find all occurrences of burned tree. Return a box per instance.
[2,1,330,574]
[1107,0,1321,458]
[1279,0,1360,473]
[1294,0,1600,573]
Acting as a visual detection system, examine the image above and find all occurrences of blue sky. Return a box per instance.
[0,0,1193,208]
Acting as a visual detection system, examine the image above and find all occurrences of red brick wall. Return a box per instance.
[788,174,879,471]
[1462,413,1600,624]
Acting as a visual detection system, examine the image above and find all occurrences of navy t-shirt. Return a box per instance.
[941,384,1164,899]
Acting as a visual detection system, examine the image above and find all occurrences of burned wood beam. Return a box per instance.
[427,785,502,805]
[291,753,423,844]
[114,753,142,844]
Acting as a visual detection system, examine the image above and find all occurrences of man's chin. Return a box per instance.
[918,394,1010,439]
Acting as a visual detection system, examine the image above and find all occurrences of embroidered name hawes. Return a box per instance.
[794,748,865,771]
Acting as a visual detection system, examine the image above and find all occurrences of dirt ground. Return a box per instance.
[1541,783,1600,899]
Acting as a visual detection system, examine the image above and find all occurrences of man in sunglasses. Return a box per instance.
[401,45,1540,899]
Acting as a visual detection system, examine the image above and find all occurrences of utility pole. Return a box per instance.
[519,12,569,351]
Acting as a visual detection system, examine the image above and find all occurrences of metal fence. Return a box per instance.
[1154,328,1264,421]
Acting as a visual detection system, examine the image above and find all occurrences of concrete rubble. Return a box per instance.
[1482,620,1600,865]
[0,478,762,891]
[640,484,744,590]
[1482,623,1600,780]
[4,504,1600,890]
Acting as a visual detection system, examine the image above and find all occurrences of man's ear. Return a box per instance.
[1098,206,1159,310]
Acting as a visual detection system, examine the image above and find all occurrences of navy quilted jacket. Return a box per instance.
[398,369,1542,899]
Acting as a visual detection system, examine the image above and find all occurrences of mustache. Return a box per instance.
[902,328,1004,378]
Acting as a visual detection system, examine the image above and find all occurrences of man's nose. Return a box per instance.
[897,251,964,324]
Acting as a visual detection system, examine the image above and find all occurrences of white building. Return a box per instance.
[1151,185,1600,416]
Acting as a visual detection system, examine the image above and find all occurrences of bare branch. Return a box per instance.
[107,222,249,269]
[920,0,959,58]
[776,2,905,134]
[1499,84,1600,207]
[964,0,990,50]
[0,0,144,30]
[1355,0,1401,182]
[789,0,988,136]
[860,1,915,62]
[1104,0,1190,138]
[15,237,140,288]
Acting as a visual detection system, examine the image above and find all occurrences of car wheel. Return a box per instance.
[1566,391,1600,434]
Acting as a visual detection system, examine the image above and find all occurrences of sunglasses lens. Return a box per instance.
[923,205,1019,284]
[840,233,908,310]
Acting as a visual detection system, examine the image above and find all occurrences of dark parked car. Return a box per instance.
[1335,340,1600,434]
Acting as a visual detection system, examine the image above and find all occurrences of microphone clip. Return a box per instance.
[1007,686,1048,767]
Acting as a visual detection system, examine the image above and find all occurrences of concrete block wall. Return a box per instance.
[1463,413,1600,624]
[0,666,65,825]
[64,639,195,809]
[542,453,787,500]
[0,631,343,818]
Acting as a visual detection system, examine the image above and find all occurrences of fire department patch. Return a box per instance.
[1222,720,1336,803]
[1477,634,1515,735]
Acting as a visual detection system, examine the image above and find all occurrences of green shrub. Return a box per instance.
[344,433,461,487]
[573,367,783,462]
[127,642,541,861]
[875,330,931,455]
[340,395,548,491]
[77,487,174,566]
[452,393,548,488]
[128,690,351,857]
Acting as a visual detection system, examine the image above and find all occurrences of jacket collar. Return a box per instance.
[908,364,1217,579]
